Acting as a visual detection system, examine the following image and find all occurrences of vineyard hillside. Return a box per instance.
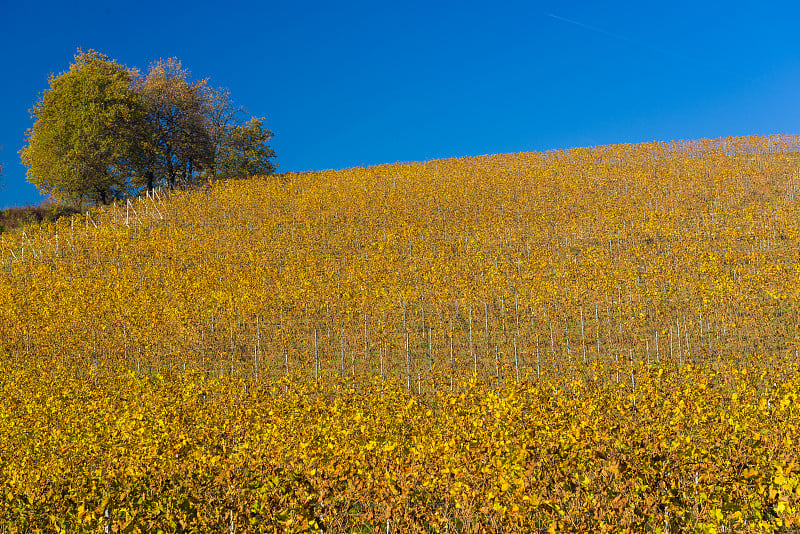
[2,135,800,532]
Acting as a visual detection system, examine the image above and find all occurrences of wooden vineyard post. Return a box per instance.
[494,345,500,386]
[670,326,674,362]
[484,300,490,377]
[683,316,690,360]
[340,327,345,376]
[536,335,541,380]
[406,331,411,391]
[314,329,319,382]
[501,295,507,344]
[469,308,476,375]
[363,313,368,377]
[596,302,600,357]
[580,305,587,362]
[449,317,454,390]
[655,331,660,363]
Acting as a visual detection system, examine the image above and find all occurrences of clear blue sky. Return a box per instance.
[2,0,800,209]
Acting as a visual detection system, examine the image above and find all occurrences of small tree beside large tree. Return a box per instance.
[216,117,275,178]
[20,49,276,207]
[198,86,275,179]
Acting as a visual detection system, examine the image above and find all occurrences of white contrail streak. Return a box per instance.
[548,13,634,44]
[547,13,689,62]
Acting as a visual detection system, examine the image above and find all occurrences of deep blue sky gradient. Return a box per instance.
[2,0,800,208]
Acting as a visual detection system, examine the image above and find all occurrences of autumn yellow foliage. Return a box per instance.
[2,135,800,532]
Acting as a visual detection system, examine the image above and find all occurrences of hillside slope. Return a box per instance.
[2,134,800,532]
[3,134,800,374]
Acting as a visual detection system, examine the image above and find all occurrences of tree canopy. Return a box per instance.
[20,49,276,207]
[216,117,276,178]
[20,50,146,206]
[132,58,213,190]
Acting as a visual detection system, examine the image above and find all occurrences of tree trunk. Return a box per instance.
[186,156,194,184]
